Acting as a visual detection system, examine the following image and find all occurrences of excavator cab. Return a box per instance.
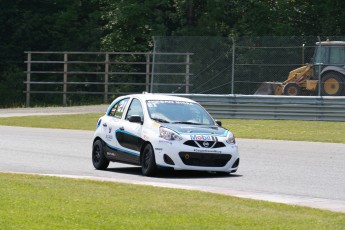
[313,42,345,76]
[312,41,345,96]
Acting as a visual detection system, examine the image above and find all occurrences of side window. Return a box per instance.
[314,47,329,64]
[330,47,345,65]
[126,98,143,120]
[109,98,129,118]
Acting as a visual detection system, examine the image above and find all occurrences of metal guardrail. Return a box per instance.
[175,94,345,121]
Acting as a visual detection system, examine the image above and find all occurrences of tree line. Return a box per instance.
[1,0,344,107]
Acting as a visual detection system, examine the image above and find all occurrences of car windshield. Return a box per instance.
[146,100,215,125]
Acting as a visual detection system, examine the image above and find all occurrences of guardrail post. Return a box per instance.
[63,53,68,106]
[26,52,31,107]
[302,44,305,64]
[104,53,109,103]
[231,37,235,94]
[145,53,150,92]
[185,53,190,93]
[150,37,157,93]
[318,63,322,96]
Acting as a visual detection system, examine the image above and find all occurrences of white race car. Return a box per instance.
[92,93,239,176]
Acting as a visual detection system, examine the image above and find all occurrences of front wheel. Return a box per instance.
[92,140,109,170]
[141,144,157,176]
[321,72,345,96]
[283,83,301,96]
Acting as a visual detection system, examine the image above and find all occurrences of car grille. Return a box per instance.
[183,140,226,148]
[179,152,232,167]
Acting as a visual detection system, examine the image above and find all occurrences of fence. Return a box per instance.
[152,36,345,95]
[24,36,345,107]
[24,51,193,106]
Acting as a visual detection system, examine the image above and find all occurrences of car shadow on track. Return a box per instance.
[104,166,242,179]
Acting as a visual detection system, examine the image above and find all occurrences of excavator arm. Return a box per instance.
[284,64,313,85]
[255,64,313,95]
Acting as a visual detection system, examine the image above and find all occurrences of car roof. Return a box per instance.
[123,93,196,103]
[316,41,345,46]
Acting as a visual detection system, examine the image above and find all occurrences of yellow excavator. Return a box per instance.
[255,40,345,96]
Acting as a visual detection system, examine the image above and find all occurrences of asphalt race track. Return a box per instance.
[1,126,345,213]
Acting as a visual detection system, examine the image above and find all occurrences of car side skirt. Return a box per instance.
[105,143,140,165]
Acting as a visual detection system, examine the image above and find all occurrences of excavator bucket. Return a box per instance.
[254,82,283,95]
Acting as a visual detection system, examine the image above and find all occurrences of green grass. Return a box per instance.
[1,115,344,228]
[1,173,344,230]
[220,119,345,143]
[0,113,102,130]
[0,114,345,143]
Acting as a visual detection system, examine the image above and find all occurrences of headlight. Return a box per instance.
[226,133,236,144]
[159,127,182,141]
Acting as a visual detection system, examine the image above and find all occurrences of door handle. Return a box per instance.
[103,123,107,127]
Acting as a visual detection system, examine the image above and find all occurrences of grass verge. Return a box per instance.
[0,114,344,143]
[220,119,345,143]
[1,173,344,229]
[0,114,102,130]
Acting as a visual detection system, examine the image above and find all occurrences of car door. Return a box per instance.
[103,97,141,164]
[116,98,145,157]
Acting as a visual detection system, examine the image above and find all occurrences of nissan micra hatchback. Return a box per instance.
[92,93,239,176]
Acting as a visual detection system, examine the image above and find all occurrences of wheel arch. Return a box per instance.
[139,141,152,162]
[93,136,103,145]
[321,66,345,79]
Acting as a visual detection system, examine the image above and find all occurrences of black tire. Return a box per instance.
[92,140,109,170]
[283,83,301,96]
[321,72,345,96]
[141,144,157,176]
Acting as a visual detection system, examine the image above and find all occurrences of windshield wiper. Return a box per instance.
[151,117,170,123]
[172,121,202,125]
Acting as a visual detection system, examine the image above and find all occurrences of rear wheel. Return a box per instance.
[283,83,301,96]
[141,144,156,176]
[92,140,109,170]
[321,72,345,96]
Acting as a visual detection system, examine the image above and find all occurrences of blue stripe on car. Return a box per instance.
[96,119,102,129]
[105,142,140,157]
[106,98,122,115]
[115,129,141,138]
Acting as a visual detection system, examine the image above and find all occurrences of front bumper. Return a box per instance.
[152,138,239,173]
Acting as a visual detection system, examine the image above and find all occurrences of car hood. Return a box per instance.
[162,123,228,136]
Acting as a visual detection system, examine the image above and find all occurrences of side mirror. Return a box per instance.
[215,120,222,127]
[128,115,143,124]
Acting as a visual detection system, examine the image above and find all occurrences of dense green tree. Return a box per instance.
[1,0,345,106]
[100,0,175,51]
[99,0,345,51]
[1,0,102,53]
[306,0,345,35]
[0,0,103,107]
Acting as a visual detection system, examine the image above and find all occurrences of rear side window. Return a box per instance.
[109,98,129,118]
